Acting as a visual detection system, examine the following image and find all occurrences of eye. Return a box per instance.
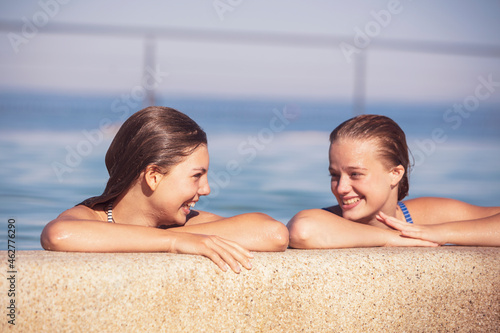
[329,172,339,181]
[350,172,363,179]
[192,173,203,179]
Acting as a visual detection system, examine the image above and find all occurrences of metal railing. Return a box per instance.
[2,20,500,114]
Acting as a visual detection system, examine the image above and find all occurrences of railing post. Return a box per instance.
[143,34,157,107]
[352,49,367,116]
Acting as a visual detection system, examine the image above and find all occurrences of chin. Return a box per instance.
[158,220,185,229]
[342,212,360,222]
[342,209,370,224]
[177,220,187,226]
[158,216,185,228]
[169,217,186,226]
[177,214,190,225]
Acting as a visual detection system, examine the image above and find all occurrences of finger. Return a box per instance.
[388,230,439,247]
[208,241,244,273]
[399,229,423,239]
[201,236,250,273]
[217,238,254,259]
[171,232,252,272]
[378,212,412,231]
[216,248,242,274]
[378,211,406,225]
[192,237,240,273]
[218,238,253,259]
[213,238,253,271]
[399,236,440,247]
[203,250,230,272]
[392,222,426,240]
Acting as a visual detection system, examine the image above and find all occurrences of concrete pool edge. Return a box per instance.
[1,247,499,332]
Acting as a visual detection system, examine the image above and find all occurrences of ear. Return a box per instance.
[390,164,405,187]
[143,165,164,192]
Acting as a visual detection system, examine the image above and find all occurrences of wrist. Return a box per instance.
[431,223,452,245]
[370,227,397,247]
[161,230,177,253]
[381,229,406,247]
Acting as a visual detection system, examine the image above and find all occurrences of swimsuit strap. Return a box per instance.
[106,201,114,223]
[322,204,414,224]
[397,201,414,224]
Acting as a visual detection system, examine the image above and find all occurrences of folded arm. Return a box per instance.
[287,209,437,249]
[178,210,289,252]
[378,198,500,246]
[41,207,254,273]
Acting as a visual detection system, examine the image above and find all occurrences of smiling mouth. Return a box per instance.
[342,197,360,205]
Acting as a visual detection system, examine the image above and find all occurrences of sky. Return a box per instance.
[1,0,500,103]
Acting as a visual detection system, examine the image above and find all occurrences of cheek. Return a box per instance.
[181,180,200,196]
[351,177,378,195]
[373,171,393,187]
[161,180,193,202]
[365,174,391,196]
[330,180,339,194]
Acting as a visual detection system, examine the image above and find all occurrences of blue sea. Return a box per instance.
[1,92,500,250]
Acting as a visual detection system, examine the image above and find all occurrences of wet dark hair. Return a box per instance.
[81,106,207,208]
[329,114,411,201]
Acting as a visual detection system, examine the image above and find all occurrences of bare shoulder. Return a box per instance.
[289,206,344,225]
[322,205,342,216]
[185,210,222,225]
[404,197,500,225]
[55,204,105,222]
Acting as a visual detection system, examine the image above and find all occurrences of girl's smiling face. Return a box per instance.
[151,144,211,226]
[329,138,403,224]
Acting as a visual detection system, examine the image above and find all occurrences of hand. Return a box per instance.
[168,232,254,273]
[376,212,441,247]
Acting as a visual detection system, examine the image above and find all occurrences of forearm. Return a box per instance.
[287,210,393,249]
[42,214,257,273]
[41,219,174,252]
[288,209,440,248]
[172,213,289,251]
[434,215,500,246]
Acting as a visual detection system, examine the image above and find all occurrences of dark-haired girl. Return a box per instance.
[41,106,288,273]
[287,114,500,248]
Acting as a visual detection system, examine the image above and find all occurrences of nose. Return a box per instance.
[198,176,211,196]
[334,175,351,196]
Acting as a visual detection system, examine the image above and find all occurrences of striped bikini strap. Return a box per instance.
[397,201,414,224]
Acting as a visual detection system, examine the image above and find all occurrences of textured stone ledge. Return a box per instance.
[1,248,499,332]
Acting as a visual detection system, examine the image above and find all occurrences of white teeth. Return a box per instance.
[343,198,360,205]
[184,202,196,210]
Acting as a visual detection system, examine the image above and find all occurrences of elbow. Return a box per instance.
[287,210,317,249]
[269,220,290,251]
[252,213,289,251]
[40,220,72,251]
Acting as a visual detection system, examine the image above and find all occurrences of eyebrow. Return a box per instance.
[346,166,367,171]
[329,166,367,173]
[192,167,207,173]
